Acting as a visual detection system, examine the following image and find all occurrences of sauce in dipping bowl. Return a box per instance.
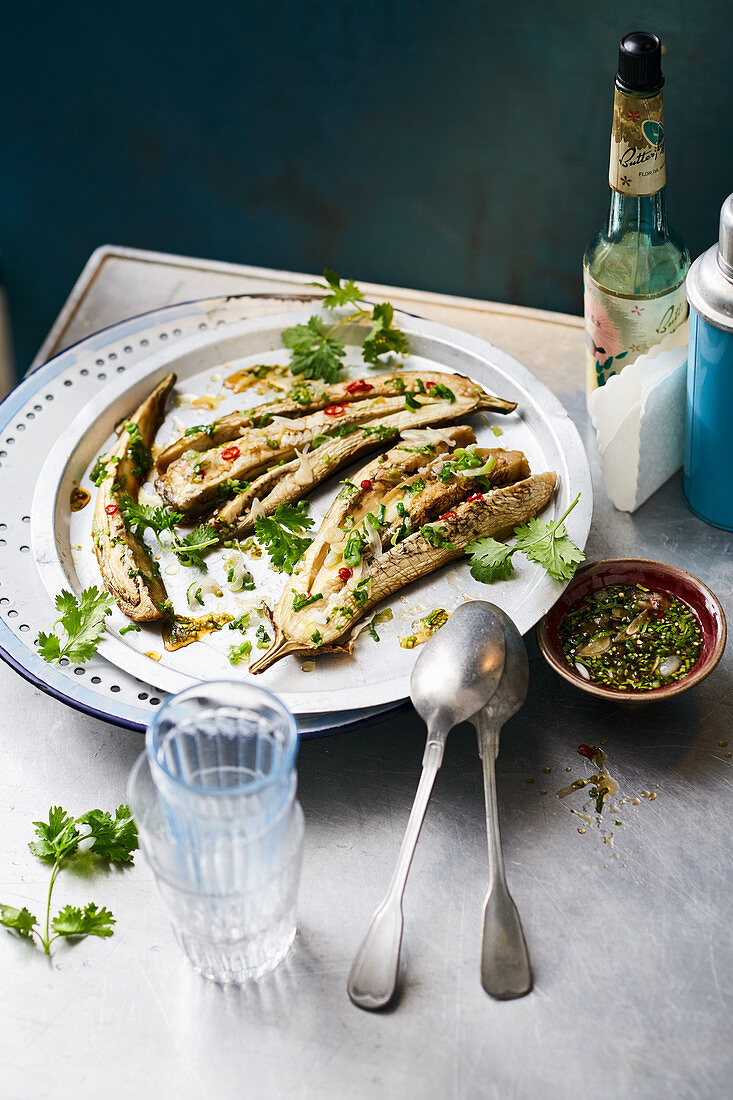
[536,559,726,702]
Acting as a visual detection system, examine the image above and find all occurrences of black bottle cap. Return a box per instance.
[616,31,664,93]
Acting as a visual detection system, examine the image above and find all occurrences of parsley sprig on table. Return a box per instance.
[0,804,138,956]
[255,502,314,574]
[281,270,409,382]
[36,586,115,664]
[118,495,218,571]
[466,494,585,584]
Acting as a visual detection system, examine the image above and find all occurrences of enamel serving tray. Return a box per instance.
[1,295,592,730]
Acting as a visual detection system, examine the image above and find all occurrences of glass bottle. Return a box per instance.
[584,31,690,396]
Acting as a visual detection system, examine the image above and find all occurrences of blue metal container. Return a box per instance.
[684,195,733,530]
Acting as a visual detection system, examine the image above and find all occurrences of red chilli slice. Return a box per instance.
[426,380,436,389]
[104,503,119,515]
[338,567,353,582]
[221,446,240,461]
[346,380,373,395]
[577,744,597,760]
[440,509,458,520]
[360,479,372,490]
[324,404,346,417]
[466,493,484,503]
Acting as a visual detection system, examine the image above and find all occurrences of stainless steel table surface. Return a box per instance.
[2,250,731,1100]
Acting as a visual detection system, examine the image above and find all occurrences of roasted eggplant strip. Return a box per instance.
[210,423,486,538]
[156,378,501,517]
[156,370,517,471]
[92,374,175,621]
[249,440,556,672]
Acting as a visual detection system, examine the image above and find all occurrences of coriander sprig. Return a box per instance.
[0,804,138,956]
[36,586,115,665]
[282,270,409,382]
[466,494,585,584]
[118,495,218,571]
[254,501,314,574]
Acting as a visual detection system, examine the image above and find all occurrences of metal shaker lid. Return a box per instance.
[686,194,733,332]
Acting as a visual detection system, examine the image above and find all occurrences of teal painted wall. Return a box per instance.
[1,0,731,371]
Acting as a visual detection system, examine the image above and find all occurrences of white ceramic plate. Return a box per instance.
[32,306,592,716]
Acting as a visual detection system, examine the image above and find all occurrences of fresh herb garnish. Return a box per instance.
[255,502,314,574]
[0,804,137,956]
[281,271,409,380]
[404,477,425,499]
[338,479,361,501]
[218,478,250,499]
[228,640,252,665]
[228,613,252,632]
[184,422,218,439]
[289,382,315,406]
[465,538,516,583]
[255,624,271,650]
[119,623,141,635]
[118,495,218,571]
[466,494,584,584]
[420,524,457,550]
[361,302,410,365]
[431,382,456,403]
[36,587,115,664]
[90,454,118,487]
[281,316,346,384]
[512,494,585,581]
[310,629,323,645]
[404,391,423,412]
[125,422,153,478]
[291,591,323,612]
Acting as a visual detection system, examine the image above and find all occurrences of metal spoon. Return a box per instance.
[347,601,508,1011]
[473,605,532,999]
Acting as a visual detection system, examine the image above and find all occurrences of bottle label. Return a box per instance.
[584,271,688,391]
[609,89,666,196]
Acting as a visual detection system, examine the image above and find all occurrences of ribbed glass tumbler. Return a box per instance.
[128,682,304,983]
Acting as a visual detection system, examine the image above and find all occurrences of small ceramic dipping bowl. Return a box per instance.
[536,558,727,702]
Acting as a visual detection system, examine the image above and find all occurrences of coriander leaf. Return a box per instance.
[0,904,38,939]
[312,269,364,309]
[362,303,409,365]
[465,537,516,583]
[118,494,182,540]
[255,502,314,574]
[35,631,62,663]
[35,586,116,665]
[28,806,80,861]
[512,493,584,581]
[77,805,138,863]
[52,902,115,939]
[282,316,345,383]
[172,524,219,570]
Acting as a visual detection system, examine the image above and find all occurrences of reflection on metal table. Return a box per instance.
[1,248,731,1100]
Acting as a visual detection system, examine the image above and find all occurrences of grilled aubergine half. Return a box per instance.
[249,428,556,673]
[155,371,515,529]
[155,370,516,472]
[92,374,175,621]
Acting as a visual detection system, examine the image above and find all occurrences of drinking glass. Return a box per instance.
[128,682,304,983]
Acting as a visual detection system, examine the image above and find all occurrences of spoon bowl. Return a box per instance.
[410,600,509,730]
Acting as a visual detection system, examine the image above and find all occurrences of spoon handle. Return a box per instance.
[475,708,533,1000]
[347,732,447,1010]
